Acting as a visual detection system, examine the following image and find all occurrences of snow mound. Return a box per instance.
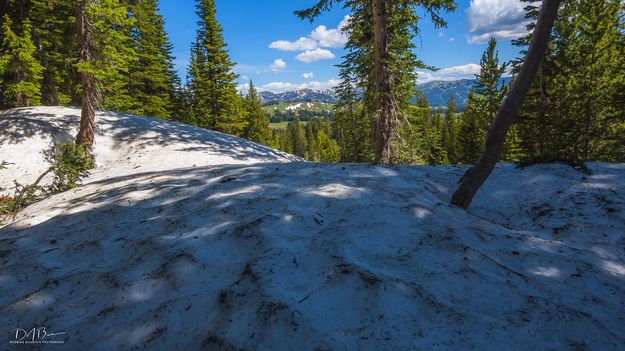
[0,106,299,193]
[1,107,624,350]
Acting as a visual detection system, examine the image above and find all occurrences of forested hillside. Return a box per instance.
[1,0,622,166]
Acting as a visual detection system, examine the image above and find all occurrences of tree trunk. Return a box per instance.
[75,0,98,159]
[451,0,561,209]
[371,0,396,164]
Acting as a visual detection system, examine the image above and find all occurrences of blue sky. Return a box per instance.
[159,0,531,92]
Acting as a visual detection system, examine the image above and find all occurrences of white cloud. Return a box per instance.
[258,79,340,93]
[302,72,314,79]
[296,48,336,63]
[236,83,248,93]
[465,0,535,44]
[416,63,482,83]
[270,59,287,72]
[310,17,350,48]
[269,15,350,52]
[269,37,318,51]
[449,37,456,42]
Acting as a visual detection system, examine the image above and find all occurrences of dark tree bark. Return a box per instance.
[74,0,98,159]
[451,0,562,209]
[371,0,397,164]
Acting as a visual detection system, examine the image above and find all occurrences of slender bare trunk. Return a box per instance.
[371,0,396,164]
[451,0,562,209]
[75,0,98,159]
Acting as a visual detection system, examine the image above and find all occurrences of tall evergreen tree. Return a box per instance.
[126,0,178,119]
[332,67,373,162]
[305,118,341,162]
[442,96,459,163]
[456,38,509,164]
[296,0,456,163]
[457,91,484,164]
[284,119,308,157]
[0,15,43,107]
[29,0,80,105]
[243,81,270,144]
[188,0,246,135]
[474,38,507,127]
[74,0,135,157]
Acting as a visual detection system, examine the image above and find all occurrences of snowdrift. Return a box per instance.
[0,106,299,194]
[1,107,624,350]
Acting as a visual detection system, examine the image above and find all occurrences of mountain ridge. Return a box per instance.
[259,78,513,108]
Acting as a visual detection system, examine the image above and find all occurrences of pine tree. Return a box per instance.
[515,0,625,163]
[474,38,508,127]
[303,118,340,162]
[456,38,509,164]
[74,0,135,157]
[0,15,43,107]
[243,81,270,144]
[457,91,484,164]
[284,119,307,157]
[332,67,373,162]
[97,2,136,113]
[126,0,178,119]
[188,0,246,136]
[296,0,456,163]
[442,96,459,164]
[29,0,80,105]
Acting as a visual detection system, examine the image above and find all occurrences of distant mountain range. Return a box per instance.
[259,89,337,105]
[259,78,513,108]
[416,78,513,107]
[416,79,475,107]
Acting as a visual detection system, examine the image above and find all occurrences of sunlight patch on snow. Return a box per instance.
[207,185,262,200]
[590,174,616,181]
[307,183,365,199]
[530,266,562,278]
[23,215,54,227]
[581,182,616,190]
[524,237,564,253]
[432,183,449,193]
[590,246,619,260]
[125,323,160,346]
[373,166,399,177]
[15,291,54,309]
[602,261,625,277]
[412,206,431,219]
[127,280,163,302]
[165,221,233,240]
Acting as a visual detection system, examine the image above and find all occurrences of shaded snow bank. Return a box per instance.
[0,106,299,194]
[0,107,624,350]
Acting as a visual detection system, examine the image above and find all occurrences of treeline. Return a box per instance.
[512,0,625,163]
[0,0,265,140]
[269,119,340,162]
[0,0,179,119]
[266,109,334,123]
[299,0,625,165]
[2,0,623,166]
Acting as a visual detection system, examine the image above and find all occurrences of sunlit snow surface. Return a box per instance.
[1,107,624,350]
